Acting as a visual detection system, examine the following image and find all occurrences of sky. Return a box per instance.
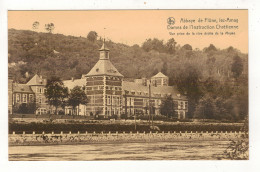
[8,10,248,53]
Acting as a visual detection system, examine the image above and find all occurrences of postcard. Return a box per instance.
[7,9,249,161]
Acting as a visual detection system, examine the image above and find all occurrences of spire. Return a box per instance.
[99,38,110,60]
[99,38,109,51]
[100,39,106,49]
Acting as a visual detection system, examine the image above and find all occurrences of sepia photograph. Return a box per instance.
[7,9,249,161]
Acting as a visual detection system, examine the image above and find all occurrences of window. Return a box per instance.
[29,94,33,102]
[157,99,161,106]
[88,95,94,104]
[117,97,120,105]
[16,94,20,103]
[112,96,116,105]
[180,102,184,109]
[22,94,27,103]
[13,94,15,105]
[185,102,188,109]
[38,108,47,115]
[131,98,134,106]
[107,96,111,105]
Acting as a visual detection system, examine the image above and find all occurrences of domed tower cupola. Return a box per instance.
[99,39,110,60]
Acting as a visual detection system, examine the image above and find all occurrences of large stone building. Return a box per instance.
[8,40,188,118]
[63,40,188,119]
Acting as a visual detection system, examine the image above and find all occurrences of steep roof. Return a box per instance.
[26,74,46,86]
[86,59,123,77]
[63,78,86,90]
[13,84,34,93]
[152,72,168,78]
[122,81,187,100]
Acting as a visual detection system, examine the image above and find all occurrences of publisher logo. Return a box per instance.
[167,17,175,25]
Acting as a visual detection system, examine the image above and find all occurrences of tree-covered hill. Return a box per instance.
[8,29,248,120]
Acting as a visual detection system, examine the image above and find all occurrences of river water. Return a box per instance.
[9,141,230,160]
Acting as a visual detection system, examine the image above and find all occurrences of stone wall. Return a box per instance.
[9,131,247,146]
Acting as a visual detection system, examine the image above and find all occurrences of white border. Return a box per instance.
[1,0,260,172]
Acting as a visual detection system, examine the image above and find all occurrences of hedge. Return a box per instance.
[9,123,244,134]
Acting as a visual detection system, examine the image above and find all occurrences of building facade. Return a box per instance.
[83,41,124,117]
[8,40,188,118]
[62,40,188,118]
[9,74,49,115]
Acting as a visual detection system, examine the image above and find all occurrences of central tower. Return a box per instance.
[85,39,124,118]
[99,39,110,60]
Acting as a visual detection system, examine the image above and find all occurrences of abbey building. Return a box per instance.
[8,40,188,119]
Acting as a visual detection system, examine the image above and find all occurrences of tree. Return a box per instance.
[204,44,217,53]
[181,44,192,51]
[231,55,243,79]
[60,87,69,114]
[142,38,165,53]
[32,21,40,31]
[227,46,235,53]
[174,65,203,118]
[27,102,39,114]
[45,23,55,33]
[44,76,68,114]
[160,95,175,118]
[87,31,98,42]
[194,95,216,119]
[165,38,176,54]
[67,86,88,115]
[161,61,168,75]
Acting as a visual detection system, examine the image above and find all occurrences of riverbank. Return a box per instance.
[9,131,247,146]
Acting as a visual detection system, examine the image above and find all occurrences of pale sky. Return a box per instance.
[8,10,248,53]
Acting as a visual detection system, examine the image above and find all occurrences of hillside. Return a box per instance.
[8,29,174,82]
[8,29,247,82]
[8,29,248,120]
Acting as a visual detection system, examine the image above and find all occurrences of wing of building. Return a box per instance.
[8,39,188,119]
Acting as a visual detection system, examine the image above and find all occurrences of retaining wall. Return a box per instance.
[9,131,248,146]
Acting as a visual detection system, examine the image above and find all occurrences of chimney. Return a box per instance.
[25,72,29,78]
